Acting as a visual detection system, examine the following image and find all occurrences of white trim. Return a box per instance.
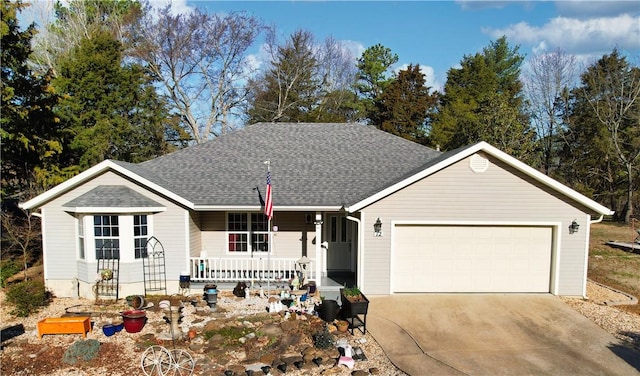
[41,208,48,281]
[349,142,614,216]
[64,206,166,213]
[19,160,193,210]
[193,205,341,211]
[389,220,561,295]
[184,210,191,275]
[581,213,591,298]
[358,213,365,290]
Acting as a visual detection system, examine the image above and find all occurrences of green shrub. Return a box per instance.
[63,339,101,365]
[0,260,21,287]
[312,325,335,349]
[5,280,52,317]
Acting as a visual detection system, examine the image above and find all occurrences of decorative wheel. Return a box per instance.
[167,349,195,375]
[141,345,172,376]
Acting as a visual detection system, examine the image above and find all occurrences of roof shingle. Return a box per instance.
[131,123,442,207]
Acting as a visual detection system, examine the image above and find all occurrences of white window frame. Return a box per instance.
[78,213,154,263]
[226,212,270,254]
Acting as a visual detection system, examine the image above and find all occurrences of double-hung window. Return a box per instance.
[134,215,149,259]
[94,215,120,259]
[227,212,269,253]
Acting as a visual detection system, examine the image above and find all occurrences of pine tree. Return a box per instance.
[53,30,173,171]
[431,36,534,161]
[1,0,61,200]
[374,64,436,144]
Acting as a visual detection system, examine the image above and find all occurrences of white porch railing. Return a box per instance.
[188,257,315,283]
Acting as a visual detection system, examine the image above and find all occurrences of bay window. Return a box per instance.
[76,214,152,262]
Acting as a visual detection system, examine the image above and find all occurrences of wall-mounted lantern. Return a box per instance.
[374,217,383,237]
[569,219,580,234]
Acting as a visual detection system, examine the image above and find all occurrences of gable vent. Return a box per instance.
[470,154,489,173]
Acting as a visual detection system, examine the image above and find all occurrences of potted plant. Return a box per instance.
[336,320,349,332]
[340,286,369,317]
[100,269,113,281]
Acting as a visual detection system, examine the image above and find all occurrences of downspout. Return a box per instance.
[582,214,605,298]
[345,215,362,290]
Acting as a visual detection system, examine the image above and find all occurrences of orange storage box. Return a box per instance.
[37,317,92,339]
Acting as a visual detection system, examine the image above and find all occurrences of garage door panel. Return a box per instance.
[393,225,552,293]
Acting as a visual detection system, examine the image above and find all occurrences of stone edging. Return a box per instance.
[589,279,639,306]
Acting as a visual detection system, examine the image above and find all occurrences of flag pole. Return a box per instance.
[264,160,272,298]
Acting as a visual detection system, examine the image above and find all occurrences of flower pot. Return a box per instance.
[336,320,349,332]
[102,324,117,337]
[307,281,317,294]
[340,289,369,317]
[122,310,147,333]
[131,295,146,310]
[317,300,340,323]
[113,322,124,332]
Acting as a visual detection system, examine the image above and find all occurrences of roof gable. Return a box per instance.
[348,141,613,216]
[62,185,165,213]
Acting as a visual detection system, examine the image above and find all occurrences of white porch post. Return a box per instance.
[314,212,323,287]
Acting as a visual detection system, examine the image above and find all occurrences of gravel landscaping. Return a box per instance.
[1,280,638,375]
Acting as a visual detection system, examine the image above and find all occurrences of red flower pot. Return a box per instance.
[122,310,147,333]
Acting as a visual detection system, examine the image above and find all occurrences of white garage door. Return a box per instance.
[393,225,552,293]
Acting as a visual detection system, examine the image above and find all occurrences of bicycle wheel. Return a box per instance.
[141,345,172,376]
[167,349,195,376]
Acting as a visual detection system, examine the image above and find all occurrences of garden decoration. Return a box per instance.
[140,302,195,375]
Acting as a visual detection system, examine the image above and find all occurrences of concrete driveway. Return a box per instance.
[366,294,640,375]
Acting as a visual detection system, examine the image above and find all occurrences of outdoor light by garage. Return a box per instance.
[569,220,580,234]
[374,218,383,237]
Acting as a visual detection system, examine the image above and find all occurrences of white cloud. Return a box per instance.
[484,14,640,56]
[149,0,194,15]
[396,64,443,93]
[341,40,366,63]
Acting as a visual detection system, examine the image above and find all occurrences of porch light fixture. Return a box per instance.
[569,220,580,234]
[374,217,383,237]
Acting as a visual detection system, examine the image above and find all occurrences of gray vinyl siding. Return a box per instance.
[41,171,188,292]
[199,211,314,260]
[362,153,593,296]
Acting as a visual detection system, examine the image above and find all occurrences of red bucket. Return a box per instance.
[122,310,146,333]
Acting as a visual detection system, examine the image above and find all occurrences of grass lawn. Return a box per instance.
[589,221,640,316]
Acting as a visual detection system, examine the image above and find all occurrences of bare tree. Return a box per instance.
[1,207,41,281]
[247,29,357,123]
[30,0,141,76]
[524,48,578,175]
[134,4,264,143]
[581,50,640,223]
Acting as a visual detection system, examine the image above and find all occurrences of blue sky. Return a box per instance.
[177,0,640,91]
[22,1,639,92]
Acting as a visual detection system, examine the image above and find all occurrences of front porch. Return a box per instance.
[188,257,318,285]
[186,256,354,302]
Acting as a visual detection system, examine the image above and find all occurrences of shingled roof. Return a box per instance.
[130,123,442,208]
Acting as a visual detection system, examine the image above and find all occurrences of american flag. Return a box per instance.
[264,170,273,220]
